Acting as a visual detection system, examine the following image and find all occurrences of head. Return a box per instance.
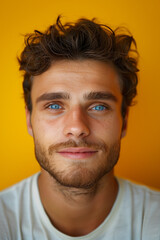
[19,16,138,118]
[18,16,139,189]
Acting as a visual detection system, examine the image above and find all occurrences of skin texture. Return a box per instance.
[26,59,128,236]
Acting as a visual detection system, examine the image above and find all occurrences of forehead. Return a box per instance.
[31,60,122,100]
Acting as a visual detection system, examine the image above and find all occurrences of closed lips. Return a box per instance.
[57,148,98,153]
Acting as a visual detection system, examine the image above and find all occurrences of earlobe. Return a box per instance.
[25,107,33,137]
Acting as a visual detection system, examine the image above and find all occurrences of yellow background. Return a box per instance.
[1,0,160,190]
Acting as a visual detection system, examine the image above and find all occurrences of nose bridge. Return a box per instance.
[63,105,90,138]
[71,105,85,121]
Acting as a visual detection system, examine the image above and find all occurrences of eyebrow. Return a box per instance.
[36,91,118,103]
[36,92,70,103]
[84,91,118,102]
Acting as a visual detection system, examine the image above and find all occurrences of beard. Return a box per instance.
[34,138,120,189]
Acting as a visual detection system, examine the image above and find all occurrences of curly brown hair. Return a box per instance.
[18,16,139,117]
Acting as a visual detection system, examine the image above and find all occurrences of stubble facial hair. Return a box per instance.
[34,139,120,190]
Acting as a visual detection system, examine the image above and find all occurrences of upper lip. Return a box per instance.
[57,148,98,153]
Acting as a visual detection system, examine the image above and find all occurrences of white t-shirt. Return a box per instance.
[0,173,160,240]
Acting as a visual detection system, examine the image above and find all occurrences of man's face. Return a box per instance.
[26,60,127,189]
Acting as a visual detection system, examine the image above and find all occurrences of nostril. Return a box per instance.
[63,109,90,138]
[63,125,90,138]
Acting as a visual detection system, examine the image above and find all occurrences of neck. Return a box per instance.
[38,169,118,237]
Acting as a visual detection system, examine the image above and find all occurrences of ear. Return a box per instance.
[25,107,33,137]
[121,109,129,138]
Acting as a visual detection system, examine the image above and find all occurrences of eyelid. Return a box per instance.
[89,102,112,110]
[49,104,62,109]
[43,101,112,112]
[44,101,64,110]
[44,101,63,107]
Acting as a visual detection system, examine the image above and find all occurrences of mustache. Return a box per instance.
[48,139,108,155]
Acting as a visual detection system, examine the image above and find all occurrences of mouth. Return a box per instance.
[57,147,98,159]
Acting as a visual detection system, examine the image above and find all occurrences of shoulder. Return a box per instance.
[120,178,160,200]
[0,173,39,202]
[118,178,160,238]
[0,173,40,238]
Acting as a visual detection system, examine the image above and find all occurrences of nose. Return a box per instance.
[63,106,90,139]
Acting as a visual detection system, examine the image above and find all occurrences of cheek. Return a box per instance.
[91,114,123,141]
[31,115,63,144]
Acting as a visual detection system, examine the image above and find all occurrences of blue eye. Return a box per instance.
[92,105,106,111]
[48,104,62,110]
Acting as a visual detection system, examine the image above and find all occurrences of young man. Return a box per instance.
[0,16,160,239]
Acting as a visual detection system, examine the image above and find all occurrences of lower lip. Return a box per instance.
[58,152,97,159]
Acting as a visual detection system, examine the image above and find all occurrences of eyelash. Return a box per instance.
[90,105,108,111]
[45,102,63,111]
[48,104,62,110]
[45,102,111,112]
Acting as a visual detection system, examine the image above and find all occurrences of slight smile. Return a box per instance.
[57,148,98,159]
